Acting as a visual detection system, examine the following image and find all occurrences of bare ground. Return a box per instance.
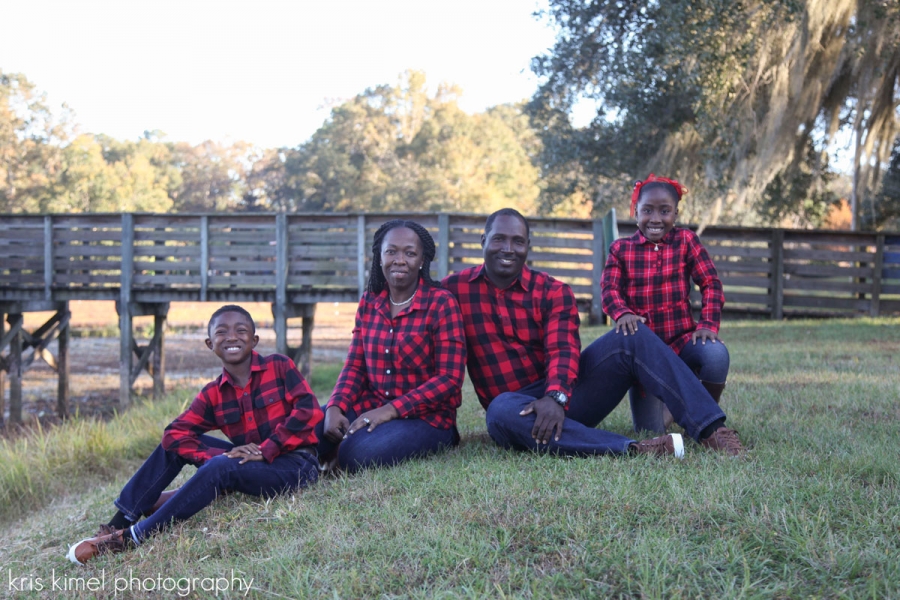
[1,301,355,427]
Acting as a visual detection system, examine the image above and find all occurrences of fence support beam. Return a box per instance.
[119,214,134,409]
[770,229,785,320]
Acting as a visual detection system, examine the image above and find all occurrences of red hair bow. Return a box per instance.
[630,174,688,216]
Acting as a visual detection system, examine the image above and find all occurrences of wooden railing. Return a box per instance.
[1,212,899,318]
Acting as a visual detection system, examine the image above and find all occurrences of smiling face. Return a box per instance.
[205,310,259,367]
[380,226,424,295]
[636,186,679,243]
[482,214,530,289]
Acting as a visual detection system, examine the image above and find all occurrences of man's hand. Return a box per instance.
[615,313,646,335]
[520,396,565,444]
[691,328,719,345]
[225,443,264,464]
[323,406,350,442]
[347,404,400,436]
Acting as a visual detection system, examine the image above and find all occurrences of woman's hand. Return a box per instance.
[347,404,400,436]
[615,313,646,335]
[323,406,350,443]
[692,328,720,345]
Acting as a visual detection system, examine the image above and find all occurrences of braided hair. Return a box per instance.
[367,220,441,295]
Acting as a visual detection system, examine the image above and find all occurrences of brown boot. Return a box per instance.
[701,381,726,404]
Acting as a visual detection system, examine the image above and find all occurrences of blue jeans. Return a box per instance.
[630,339,730,433]
[115,435,318,542]
[315,409,459,474]
[485,324,727,454]
[486,381,635,456]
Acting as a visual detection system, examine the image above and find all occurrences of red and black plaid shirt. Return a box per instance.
[162,352,323,464]
[443,264,580,409]
[602,227,724,354]
[327,283,466,429]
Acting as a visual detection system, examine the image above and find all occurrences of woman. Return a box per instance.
[317,220,466,472]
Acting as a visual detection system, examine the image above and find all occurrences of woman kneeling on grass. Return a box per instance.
[67,304,323,565]
[317,220,466,473]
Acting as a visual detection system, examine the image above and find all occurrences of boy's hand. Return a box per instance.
[323,406,350,442]
[692,328,719,345]
[347,404,399,436]
[615,313,646,335]
[225,443,264,464]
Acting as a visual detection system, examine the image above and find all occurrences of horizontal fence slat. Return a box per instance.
[1,212,898,317]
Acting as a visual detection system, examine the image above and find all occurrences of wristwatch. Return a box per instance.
[547,390,568,407]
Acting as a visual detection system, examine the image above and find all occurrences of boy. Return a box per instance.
[68,304,322,565]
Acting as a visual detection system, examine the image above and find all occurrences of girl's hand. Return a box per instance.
[323,406,350,443]
[347,404,400,436]
[692,328,719,345]
[615,313,646,336]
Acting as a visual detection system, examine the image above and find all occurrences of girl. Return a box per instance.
[601,174,728,433]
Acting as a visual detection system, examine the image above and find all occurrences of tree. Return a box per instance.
[0,71,70,213]
[530,0,900,228]
[269,71,542,215]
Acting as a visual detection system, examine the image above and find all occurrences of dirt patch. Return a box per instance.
[2,301,356,427]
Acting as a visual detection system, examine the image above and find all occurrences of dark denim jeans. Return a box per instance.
[115,435,318,542]
[629,338,730,433]
[485,323,728,454]
[315,408,459,474]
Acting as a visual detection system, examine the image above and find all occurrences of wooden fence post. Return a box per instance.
[871,234,885,317]
[43,216,53,302]
[119,214,134,409]
[7,313,23,424]
[274,213,289,356]
[437,213,450,280]
[357,215,367,299]
[590,218,605,325]
[200,215,209,302]
[770,229,785,320]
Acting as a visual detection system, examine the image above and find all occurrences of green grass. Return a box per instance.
[1,319,898,599]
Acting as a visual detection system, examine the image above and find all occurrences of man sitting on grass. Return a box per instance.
[442,208,745,458]
[67,304,323,565]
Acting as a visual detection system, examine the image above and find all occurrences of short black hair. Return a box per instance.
[484,208,530,239]
[638,181,681,204]
[207,304,256,337]
[367,220,441,295]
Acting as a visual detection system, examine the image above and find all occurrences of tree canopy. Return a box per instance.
[1,69,553,218]
[529,0,900,229]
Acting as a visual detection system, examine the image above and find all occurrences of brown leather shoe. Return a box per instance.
[700,427,745,456]
[631,433,685,458]
[67,528,133,565]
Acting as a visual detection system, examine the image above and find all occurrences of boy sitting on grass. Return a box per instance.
[68,304,323,565]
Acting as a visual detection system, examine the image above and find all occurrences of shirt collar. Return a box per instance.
[218,351,262,389]
[375,277,429,314]
[634,228,676,246]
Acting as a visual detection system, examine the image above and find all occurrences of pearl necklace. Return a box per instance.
[389,289,417,306]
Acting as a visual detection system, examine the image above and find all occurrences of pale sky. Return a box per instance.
[1,0,559,149]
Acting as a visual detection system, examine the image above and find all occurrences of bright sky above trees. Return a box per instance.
[0,0,555,149]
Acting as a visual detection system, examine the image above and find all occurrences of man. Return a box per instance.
[442,208,744,457]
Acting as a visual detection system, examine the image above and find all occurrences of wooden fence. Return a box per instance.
[1,211,898,422]
[3,212,896,315]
